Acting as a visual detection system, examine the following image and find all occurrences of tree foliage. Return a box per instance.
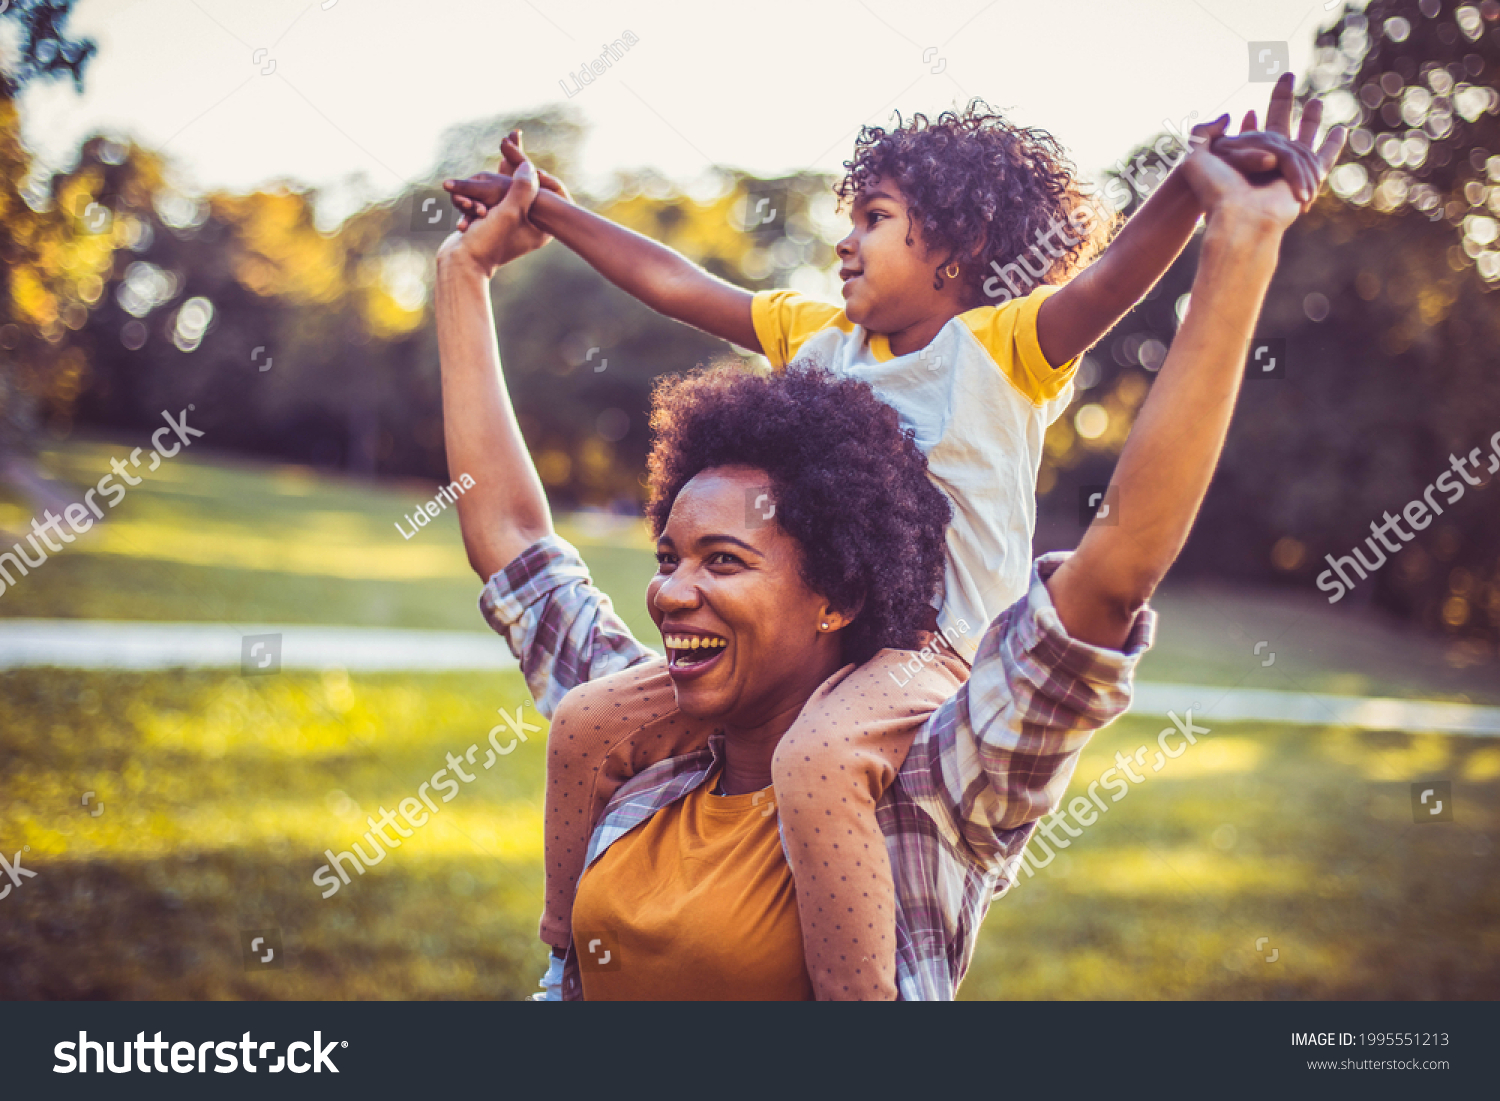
[0,0,96,97]
[1039,0,1500,656]
[0,0,103,452]
[51,101,839,504]
[1317,0,1500,279]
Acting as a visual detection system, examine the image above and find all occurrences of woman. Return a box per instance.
[433,116,1343,1000]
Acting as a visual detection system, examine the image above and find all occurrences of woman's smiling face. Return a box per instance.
[647,464,849,727]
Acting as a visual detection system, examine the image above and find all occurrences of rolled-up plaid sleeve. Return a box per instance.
[478,533,658,719]
[903,551,1155,869]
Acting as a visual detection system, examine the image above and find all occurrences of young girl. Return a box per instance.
[450,76,1327,999]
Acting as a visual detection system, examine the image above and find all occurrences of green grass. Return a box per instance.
[3,667,1494,999]
[962,714,1500,999]
[1,438,1497,999]
[0,439,660,641]
[0,666,547,999]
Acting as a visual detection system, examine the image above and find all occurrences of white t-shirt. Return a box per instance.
[751,286,1077,663]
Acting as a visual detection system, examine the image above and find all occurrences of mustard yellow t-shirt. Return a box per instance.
[571,771,813,1001]
[751,286,1078,661]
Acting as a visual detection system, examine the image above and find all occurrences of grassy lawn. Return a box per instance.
[0,439,660,641]
[1,439,1496,999]
[0,666,547,999]
[963,715,1499,999]
[3,667,1494,1000]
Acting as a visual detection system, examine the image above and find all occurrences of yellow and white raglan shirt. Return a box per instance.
[751,286,1077,664]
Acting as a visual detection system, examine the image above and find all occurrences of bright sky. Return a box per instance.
[21,0,1347,205]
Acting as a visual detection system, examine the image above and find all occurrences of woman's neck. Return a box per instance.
[715,634,853,795]
[717,699,807,795]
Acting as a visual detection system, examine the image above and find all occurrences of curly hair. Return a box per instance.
[835,100,1115,303]
[645,364,951,666]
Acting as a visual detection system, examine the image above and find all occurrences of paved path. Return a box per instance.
[2,619,1498,736]
[1132,682,1500,738]
[0,619,516,673]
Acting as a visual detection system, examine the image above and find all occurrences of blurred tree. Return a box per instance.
[71,158,438,477]
[429,106,585,187]
[1316,0,1500,280]
[0,0,96,97]
[1039,0,1500,656]
[0,0,103,453]
[63,101,842,500]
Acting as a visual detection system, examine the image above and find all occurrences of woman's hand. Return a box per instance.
[436,154,547,279]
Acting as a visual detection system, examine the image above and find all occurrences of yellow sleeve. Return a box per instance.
[750,290,851,369]
[959,286,1079,405]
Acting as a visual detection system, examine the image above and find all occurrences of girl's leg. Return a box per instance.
[772,645,969,999]
[539,657,714,951]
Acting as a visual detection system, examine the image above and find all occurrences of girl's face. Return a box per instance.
[835,178,957,333]
[646,464,847,727]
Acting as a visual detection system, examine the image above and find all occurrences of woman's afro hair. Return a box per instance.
[835,99,1114,302]
[645,364,951,666]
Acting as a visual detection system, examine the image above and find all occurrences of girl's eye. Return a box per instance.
[655,551,677,569]
[708,552,743,567]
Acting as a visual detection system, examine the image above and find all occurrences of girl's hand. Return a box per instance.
[1212,131,1324,209]
[436,156,546,278]
[1182,124,1341,235]
[1207,73,1338,212]
[1182,110,1344,232]
[444,130,572,231]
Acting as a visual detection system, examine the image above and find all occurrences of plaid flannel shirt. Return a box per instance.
[481,534,1154,1000]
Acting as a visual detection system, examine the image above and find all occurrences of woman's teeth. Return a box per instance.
[666,636,726,665]
[666,636,726,650]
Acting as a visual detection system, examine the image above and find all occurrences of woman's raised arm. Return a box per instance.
[1047,120,1345,650]
[433,159,554,581]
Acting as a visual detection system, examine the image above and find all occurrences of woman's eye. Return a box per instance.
[655,552,677,569]
[708,552,743,567]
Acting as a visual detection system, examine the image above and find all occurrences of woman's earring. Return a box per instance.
[944,262,960,280]
[820,622,829,631]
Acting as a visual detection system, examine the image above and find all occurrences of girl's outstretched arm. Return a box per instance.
[1036,73,1327,366]
[529,189,760,350]
[446,133,759,351]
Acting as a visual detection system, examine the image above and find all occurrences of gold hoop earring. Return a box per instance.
[944,262,960,280]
